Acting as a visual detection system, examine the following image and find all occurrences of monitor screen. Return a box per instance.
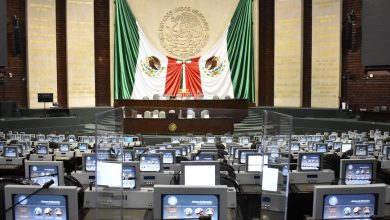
[182,161,220,186]
[26,161,64,186]
[333,142,342,151]
[341,159,376,185]
[37,144,49,155]
[290,142,300,151]
[134,147,148,158]
[386,147,390,160]
[322,193,377,219]
[173,147,182,157]
[83,154,96,172]
[234,147,248,159]
[246,154,263,172]
[192,152,217,161]
[206,137,215,144]
[238,149,258,164]
[139,154,162,172]
[298,153,322,171]
[162,194,219,219]
[157,150,175,164]
[52,136,60,143]
[12,194,68,219]
[4,146,18,158]
[316,143,328,153]
[262,166,278,192]
[122,165,136,189]
[123,137,134,143]
[0,141,5,151]
[354,145,368,156]
[123,150,134,162]
[59,143,70,153]
[96,149,110,160]
[366,143,375,152]
[382,145,390,156]
[96,161,122,187]
[341,143,352,153]
[77,142,88,151]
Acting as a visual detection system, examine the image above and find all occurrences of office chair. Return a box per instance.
[220,161,236,179]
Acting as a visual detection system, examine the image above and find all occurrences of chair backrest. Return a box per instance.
[153,94,160,100]
[187,109,195,119]
[212,95,219,100]
[201,110,210,118]
[168,109,175,114]
[380,105,388,111]
[142,96,149,100]
[158,111,166,118]
[144,111,152,118]
[224,95,231,99]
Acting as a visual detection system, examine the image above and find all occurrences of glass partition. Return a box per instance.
[94,107,125,220]
[261,110,293,220]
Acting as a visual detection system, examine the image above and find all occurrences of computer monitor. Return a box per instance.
[25,161,64,186]
[290,142,300,152]
[333,142,342,151]
[341,143,352,153]
[227,144,240,155]
[77,142,88,151]
[3,146,18,158]
[206,136,215,144]
[234,147,249,159]
[316,143,328,153]
[82,153,96,172]
[340,159,377,185]
[122,161,140,190]
[191,152,217,161]
[173,147,183,157]
[67,135,76,143]
[237,149,258,164]
[239,136,250,144]
[0,140,6,152]
[180,144,192,155]
[153,185,228,220]
[59,143,70,153]
[381,144,390,156]
[366,142,375,153]
[353,144,368,157]
[297,152,323,172]
[123,150,134,162]
[157,149,176,164]
[246,153,263,172]
[134,147,149,159]
[139,153,163,172]
[261,166,279,192]
[386,146,390,160]
[96,148,110,160]
[36,143,49,155]
[4,185,79,220]
[181,161,220,186]
[36,134,46,142]
[312,184,386,220]
[96,161,122,187]
[52,136,60,143]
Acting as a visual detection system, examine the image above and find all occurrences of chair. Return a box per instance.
[153,94,160,100]
[152,110,159,118]
[143,111,152,118]
[158,111,166,118]
[225,95,231,99]
[212,95,219,100]
[142,96,149,100]
[168,109,175,113]
[187,109,195,119]
[200,110,210,118]
[380,105,388,112]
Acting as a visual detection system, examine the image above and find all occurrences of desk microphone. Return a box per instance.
[137,148,149,160]
[5,179,55,213]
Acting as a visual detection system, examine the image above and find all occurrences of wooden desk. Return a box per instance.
[123,117,234,134]
[114,99,250,109]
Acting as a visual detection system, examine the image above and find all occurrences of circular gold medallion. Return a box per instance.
[168,123,178,132]
[159,7,209,59]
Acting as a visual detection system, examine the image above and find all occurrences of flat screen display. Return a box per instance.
[290,143,300,151]
[341,143,352,153]
[123,151,133,162]
[333,142,342,151]
[84,155,96,172]
[238,150,257,164]
[4,146,17,158]
[184,165,215,186]
[174,148,182,157]
[96,149,110,160]
[36,135,45,142]
[0,141,5,151]
[262,167,278,192]
[193,153,216,161]
[206,137,215,144]
[316,144,328,153]
[122,165,136,189]
[355,145,368,156]
[386,147,390,160]
[123,137,134,143]
[322,194,377,219]
[246,154,263,172]
[366,143,375,152]
[162,194,219,220]
[344,163,373,185]
[161,151,174,164]
[96,161,122,187]
[29,165,59,186]
[78,143,88,151]
[140,155,161,172]
[37,145,49,155]
[299,154,321,171]
[59,143,70,153]
[12,194,68,220]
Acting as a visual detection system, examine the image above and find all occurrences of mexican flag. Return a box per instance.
[114,0,254,102]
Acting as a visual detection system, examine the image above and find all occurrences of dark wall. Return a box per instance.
[0,0,7,67]
[2,0,390,110]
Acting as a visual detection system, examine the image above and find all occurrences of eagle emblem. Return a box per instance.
[141,56,165,77]
[202,56,226,77]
